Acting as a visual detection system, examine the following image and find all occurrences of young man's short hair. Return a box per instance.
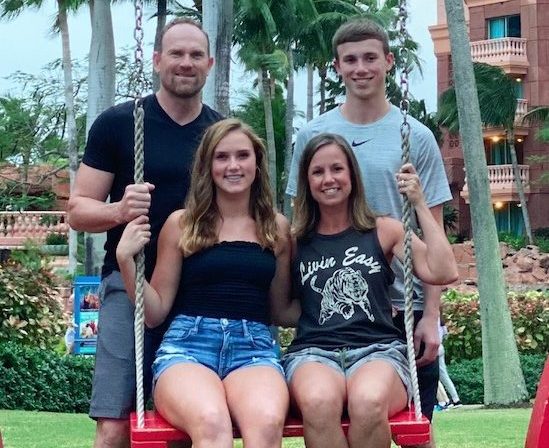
[332,19,390,59]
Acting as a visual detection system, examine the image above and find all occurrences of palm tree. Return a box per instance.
[234,0,292,203]
[202,0,233,116]
[521,106,549,141]
[294,0,362,116]
[438,62,533,244]
[443,0,527,406]
[84,1,117,276]
[0,0,85,274]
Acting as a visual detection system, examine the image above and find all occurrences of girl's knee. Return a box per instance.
[348,391,388,424]
[296,389,343,428]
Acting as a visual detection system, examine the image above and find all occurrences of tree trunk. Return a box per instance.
[261,67,278,203]
[86,0,116,276]
[58,0,78,274]
[318,64,326,115]
[202,0,219,108]
[444,0,527,405]
[507,129,534,243]
[306,62,314,122]
[87,0,115,134]
[152,0,168,92]
[214,0,233,116]
[284,47,295,217]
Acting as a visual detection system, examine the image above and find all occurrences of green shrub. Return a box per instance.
[498,230,549,252]
[534,227,549,239]
[498,232,527,250]
[0,187,57,212]
[44,232,68,245]
[0,260,65,350]
[0,341,93,412]
[536,236,549,253]
[447,353,546,405]
[443,289,549,362]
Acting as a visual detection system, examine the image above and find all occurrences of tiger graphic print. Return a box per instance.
[310,267,375,325]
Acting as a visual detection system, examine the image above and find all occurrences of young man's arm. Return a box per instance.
[67,163,154,233]
[414,203,444,367]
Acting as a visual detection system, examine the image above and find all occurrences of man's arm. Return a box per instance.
[414,203,444,367]
[67,163,154,233]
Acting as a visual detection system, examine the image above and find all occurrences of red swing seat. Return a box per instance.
[130,407,430,447]
[525,356,549,448]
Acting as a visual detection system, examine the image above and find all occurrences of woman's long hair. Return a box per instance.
[292,133,377,239]
[179,118,277,256]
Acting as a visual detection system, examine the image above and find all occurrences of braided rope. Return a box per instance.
[133,0,146,430]
[397,0,422,421]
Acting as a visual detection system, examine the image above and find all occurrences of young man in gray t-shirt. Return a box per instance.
[286,18,451,445]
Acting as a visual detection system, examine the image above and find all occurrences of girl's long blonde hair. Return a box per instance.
[179,118,277,256]
[292,133,377,239]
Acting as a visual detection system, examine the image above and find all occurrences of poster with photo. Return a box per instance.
[73,276,101,355]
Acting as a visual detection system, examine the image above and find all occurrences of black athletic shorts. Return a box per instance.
[393,310,439,422]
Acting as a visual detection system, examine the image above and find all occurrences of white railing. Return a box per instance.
[515,98,528,123]
[0,211,68,248]
[470,37,527,63]
[462,164,530,195]
[487,164,529,186]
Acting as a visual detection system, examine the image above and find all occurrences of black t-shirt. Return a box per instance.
[83,94,223,279]
[289,227,402,352]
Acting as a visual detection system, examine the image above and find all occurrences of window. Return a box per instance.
[487,139,510,165]
[514,80,524,99]
[487,15,521,39]
[494,202,524,236]
[485,138,524,165]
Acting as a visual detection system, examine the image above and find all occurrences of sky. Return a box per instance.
[0,0,439,123]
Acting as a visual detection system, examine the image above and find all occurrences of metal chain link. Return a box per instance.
[133,0,146,430]
[397,0,422,422]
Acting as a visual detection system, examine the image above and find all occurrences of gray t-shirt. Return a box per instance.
[286,105,452,310]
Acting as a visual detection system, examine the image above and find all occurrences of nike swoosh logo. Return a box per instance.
[351,139,372,147]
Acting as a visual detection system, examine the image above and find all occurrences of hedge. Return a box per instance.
[0,341,93,413]
[0,342,545,411]
[447,353,546,405]
[443,289,549,363]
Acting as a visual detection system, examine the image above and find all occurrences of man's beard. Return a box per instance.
[163,75,205,99]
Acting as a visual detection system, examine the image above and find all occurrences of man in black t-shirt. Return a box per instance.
[68,18,222,448]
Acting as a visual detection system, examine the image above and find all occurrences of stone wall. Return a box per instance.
[450,242,549,292]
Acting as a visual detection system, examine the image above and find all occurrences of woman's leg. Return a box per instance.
[346,360,407,448]
[437,380,449,405]
[438,353,460,403]
[290,363,348,448]
[154,364,233,448]
[223,366,288,448]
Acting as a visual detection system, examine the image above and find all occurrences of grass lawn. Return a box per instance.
[0,407,532,448]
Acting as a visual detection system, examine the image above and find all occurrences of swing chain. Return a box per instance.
[133,0,146,430]
[397,0,422,422]
[133,0,146,101]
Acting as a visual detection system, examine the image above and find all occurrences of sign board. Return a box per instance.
[73,276,101,355]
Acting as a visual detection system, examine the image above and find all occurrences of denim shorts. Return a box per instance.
[282,340,412,401]
[152,315,284,384]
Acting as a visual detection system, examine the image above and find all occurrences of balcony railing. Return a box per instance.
[461,164,530,203]
[0,211,68,248]
[470,38,528,74]
[515,98,528,123]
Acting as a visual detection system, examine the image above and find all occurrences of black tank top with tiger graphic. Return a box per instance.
[288,227,402,353]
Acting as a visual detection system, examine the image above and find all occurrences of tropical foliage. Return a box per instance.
[0,253,65,350]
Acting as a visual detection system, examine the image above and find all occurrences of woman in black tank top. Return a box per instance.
[280,133,457,448]
[115,119,292,448]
